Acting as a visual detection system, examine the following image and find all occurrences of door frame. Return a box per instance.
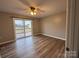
[65,0,78,57]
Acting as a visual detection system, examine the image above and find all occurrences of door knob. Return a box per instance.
[66,47,70,51]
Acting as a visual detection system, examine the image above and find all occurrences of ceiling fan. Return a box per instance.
[29,6,39,15]
[15,0,45,16]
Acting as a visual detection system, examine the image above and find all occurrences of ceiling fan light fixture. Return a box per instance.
[31,11,34,15]
[30,11,36,15]
[34,12,36,15]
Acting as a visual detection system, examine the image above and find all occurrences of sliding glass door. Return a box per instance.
[14,19,32,39]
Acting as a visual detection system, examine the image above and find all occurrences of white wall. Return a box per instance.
[40,12,66,40]
[0,14,15,43]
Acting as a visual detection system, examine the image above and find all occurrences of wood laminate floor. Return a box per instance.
[0,35,65,58]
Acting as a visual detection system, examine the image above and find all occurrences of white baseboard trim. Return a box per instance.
[42,34,66,40]
[0,40,15,45]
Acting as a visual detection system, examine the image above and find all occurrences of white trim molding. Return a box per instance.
[0,40,15,45]
[42,34,66,40]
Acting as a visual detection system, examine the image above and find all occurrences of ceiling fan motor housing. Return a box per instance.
[30,6,35,11]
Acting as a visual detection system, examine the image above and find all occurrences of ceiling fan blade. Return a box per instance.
[19,0,31,7]
[37,8,45,12]
[14,7,26,10]
[13,7,29,12]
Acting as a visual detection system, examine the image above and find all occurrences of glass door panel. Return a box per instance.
[25,20,32,36]
[15,20,25,39]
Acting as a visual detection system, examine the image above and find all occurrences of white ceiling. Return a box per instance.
[0,0,66,18]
